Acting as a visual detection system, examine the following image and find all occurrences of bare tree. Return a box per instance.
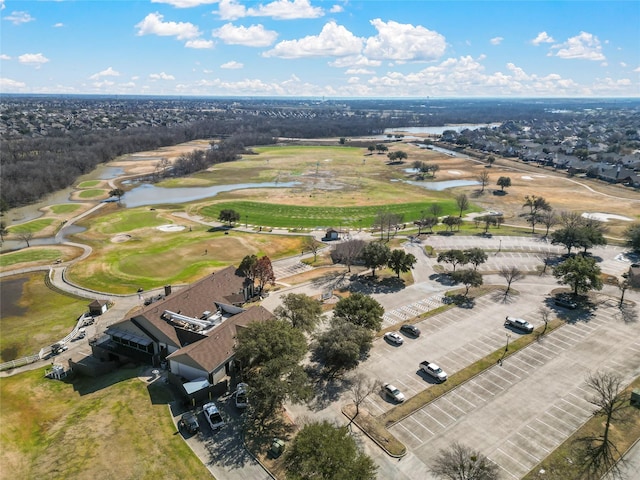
[577,371,630,479]
[16,230,33,247]
[499,266,525,295]
[540,209,558,237]
[347,373,379,426]
[332,239,366,272]
[456,193,469,218]
[0,221,7,243]
[430,442,499,480]
[305,236,322,262]
[538,307,551,337]
[617,277,630,307]
[476,170,490,193]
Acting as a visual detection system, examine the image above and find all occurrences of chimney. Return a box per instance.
[164,285,172,296]
[616,164,621,179]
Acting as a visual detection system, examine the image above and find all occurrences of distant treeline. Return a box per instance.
[0,113,387,209]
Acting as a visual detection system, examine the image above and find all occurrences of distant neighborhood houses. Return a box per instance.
[88,266,272,400]
[440,117,640,189]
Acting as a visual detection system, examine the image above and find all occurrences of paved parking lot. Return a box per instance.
[385,301,640,479]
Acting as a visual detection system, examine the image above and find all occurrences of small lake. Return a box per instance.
[405,179,480,191]
[122,181,301,208]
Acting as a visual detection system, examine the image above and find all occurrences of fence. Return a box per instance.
[0,313,93,372]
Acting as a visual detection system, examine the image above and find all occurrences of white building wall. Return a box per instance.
[169,360,207,381]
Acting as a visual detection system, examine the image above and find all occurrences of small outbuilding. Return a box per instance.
[323,228,340,241]
[88,299,109,316]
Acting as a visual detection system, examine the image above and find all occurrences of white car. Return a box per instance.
[203,402,224,431]
[384,332,404,345]
[235,383,248,409]
[383,383,406,403]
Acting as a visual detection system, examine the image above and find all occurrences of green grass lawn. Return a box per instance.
[77,189,105,199]
[200,200,462,228]
[0,367,210,480]
[0,249,63,268]
[77,180,101,188]
[87,208,169,235]
[50,204,82,214]
[8,218,55,234]
[0,273,90,361]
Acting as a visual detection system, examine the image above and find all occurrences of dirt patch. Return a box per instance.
[111,234,132,243]
[156,224,186,232]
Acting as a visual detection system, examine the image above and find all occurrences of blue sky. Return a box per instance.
[1,0,639,97]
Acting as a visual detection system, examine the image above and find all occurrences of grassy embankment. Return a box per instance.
[0,367,210,480]
[0,272,90,362]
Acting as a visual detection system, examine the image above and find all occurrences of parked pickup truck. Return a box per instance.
[419,361,448,382]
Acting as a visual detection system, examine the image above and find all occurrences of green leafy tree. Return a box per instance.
[367,145,376,154]
[551,226,584,254]
[430,442,499,480]
[284,421,377,480]
[464,248,488,271]
[442,215,462,232]
[274,293,323,333]
[553,255,603,296]
[387,249,417,278]
[361,241,391,277]
[496,176,511,192]
[333,292,384,331]
[487,155,496,167]
[312,320,373,374]
[238,254,257,282]
[108,188,125,203]
[218,208,240,226]
[387,150,408,162]
[437,249,468,272]
[450,269,483,296]
[475,215,497,233]
[523,195,551,234]
[623,223,640,252]
[235,320,312,422]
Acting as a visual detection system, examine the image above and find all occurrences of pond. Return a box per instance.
[122,181,301,208]
[404,179,480,191]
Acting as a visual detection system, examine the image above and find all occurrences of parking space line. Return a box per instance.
[439,396,468,416]
[506,439,541,462]
[396,422,426,443]
[430,402,458,422]
[558,397,591,417]
[457,384,488,404]
[535,417,570,436]
[543,410,578,430]
[422,409,448,429]
[518,431,551,453]
[533,344,560,357]
[364,398,386,415]
[550,404,584,423]
[496,447,533,472]
[468,379,496,396]
[485,369,513,386]
[448,390,476,409]
[494,462,519,480]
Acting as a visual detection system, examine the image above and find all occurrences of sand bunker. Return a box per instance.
[522,176,533,180]
[582,212,633,222]
[447,170,463,175]
[111,234,132,243]
[156,224,186,232]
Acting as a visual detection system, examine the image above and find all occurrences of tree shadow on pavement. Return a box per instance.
[305,366,352,412]
[347,276,405,295]
[311,270,350,290]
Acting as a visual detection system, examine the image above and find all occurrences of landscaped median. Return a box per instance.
[342,317,565,457]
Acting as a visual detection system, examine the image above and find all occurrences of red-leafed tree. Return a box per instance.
[254,256,275,291]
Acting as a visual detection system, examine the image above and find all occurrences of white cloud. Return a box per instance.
[0,54,11,60]
[506,62,530,81]
[634,66,640,72]
[149,72,175,80]
[53,22,64,28]
[490,36,503,46]
[185,39,215,49]
[620,62,627,68]
[18,53,49,68]
[330,4,343,13]
[151,0,218,7]
[213,23,277,46]
[264,21,362,59]
[0,77,26,90]
[551,31,605,61]
[135,12,201,40]
[531,31,555,45]
[221,60,243,69]
[345,67,374,75]
[4,10,35,25]
[329,55,381,68]
[0,0,5,11]
[89,67,120,80]
[363,19,446,62]
[217,0,247,20]
[216,0,323,20]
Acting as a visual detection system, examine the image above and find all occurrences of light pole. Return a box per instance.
[505,333,511,352]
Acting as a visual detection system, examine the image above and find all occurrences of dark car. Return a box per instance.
[400,324,421,337]
[179,411,200,434]
[554,295,577,309]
